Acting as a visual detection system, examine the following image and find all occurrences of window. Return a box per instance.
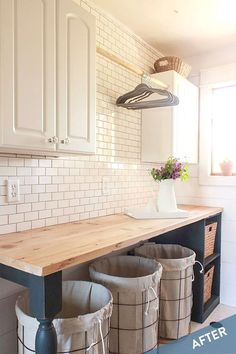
[211,85,236,175]
[199,63,236,185]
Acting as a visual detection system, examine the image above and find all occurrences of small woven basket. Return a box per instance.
[154,56,191,78]
[205,222,217,258]
[204,265,215,304]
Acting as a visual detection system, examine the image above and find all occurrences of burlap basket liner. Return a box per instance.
[16,281,113,354]
[89,255,163,354]
[135,244,196,339]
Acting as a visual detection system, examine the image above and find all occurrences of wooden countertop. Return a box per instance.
[0,205,223,276]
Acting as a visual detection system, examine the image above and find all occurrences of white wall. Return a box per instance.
[184,44,236,85]
[175,47,236,308]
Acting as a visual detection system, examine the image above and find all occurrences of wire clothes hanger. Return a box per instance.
[116,83,179,110]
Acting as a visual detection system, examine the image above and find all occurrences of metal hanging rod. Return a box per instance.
[96,47,168,89]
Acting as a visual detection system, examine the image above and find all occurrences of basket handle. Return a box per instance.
[156,58,169,68]
[192,260,204,282]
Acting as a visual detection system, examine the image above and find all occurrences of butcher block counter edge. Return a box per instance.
[0,205,223,276]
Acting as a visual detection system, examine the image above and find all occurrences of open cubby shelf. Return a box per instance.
[149,212,222,324]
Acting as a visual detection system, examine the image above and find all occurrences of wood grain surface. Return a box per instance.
[0,205,223,276]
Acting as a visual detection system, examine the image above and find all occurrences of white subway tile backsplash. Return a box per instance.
[32,184,45,193]
[0,216,8,225]
[52,208,64,217]
[46,168,58,176]
[39,159,51,168]
[0,158,9,166]
[39,176,52,184]
[32,219,46,229]
[17,167,31,176]
[32,202,45,211]
[32,167,46,176]
[25,194,39,203]
[8,158,24,167]
[45,217,58,226]
[24,159,38,167]
[25,211,39,221]
[24,176,39,185]
[45,201,58,210]
[0,167,16,176]
[39,193,52,202]
[17,221,32,232]
[46,184,58,193]
[39,209,52,219]
[9,213,24,224]
[0,224,16,234]
[0,205,16,215]
[17,203,31,213]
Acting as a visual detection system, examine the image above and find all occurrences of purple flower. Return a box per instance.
[151,156,189,182]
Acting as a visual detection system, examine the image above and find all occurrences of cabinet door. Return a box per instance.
[0,0,56,152]
[173,78,198,163]
[142,106,174,163]
[141,71,198,164]
[57,0,96,153]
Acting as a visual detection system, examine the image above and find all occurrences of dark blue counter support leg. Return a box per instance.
[36,319,57,354]
[0,264,62,354]
[29,271,62,354]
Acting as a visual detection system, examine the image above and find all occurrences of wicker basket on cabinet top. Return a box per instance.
[154,56,191,78]
[205,222,217,258]
[204,265,215,304]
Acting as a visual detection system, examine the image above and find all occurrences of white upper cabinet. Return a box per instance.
[57,0,96,153]
[0,0,56,152]
[0,0,96,155]
[142,70,198,163]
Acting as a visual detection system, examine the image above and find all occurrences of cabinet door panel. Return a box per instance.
[142,107,173,163]
[173,79,198,163]
[57,0,96,153]
[0,0,55,151]
[141,71,198,164]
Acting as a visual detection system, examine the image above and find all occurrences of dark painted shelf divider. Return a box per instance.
[149,211,222,324]
[204,253,220,267]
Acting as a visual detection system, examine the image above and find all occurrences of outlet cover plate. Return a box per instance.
[7,179,20,203]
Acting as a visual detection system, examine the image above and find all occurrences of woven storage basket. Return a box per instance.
[154,56,191,78]
[205,222,217,258]
[204,265,215,304]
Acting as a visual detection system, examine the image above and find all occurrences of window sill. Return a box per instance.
[199,173,236,186]
[211,173,236,176]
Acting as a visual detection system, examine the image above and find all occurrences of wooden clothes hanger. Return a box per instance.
[116,83,179,110]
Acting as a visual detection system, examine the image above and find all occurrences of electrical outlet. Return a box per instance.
[7,179,20,203]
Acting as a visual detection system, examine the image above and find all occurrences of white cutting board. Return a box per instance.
[125,202,189,219]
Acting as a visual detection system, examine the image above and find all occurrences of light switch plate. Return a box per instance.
[7,179,20,203]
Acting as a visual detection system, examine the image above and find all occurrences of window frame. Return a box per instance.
[199,63,236,186]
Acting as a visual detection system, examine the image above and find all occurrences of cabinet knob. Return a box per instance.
[48,136,58,144]
[60,138,70,144]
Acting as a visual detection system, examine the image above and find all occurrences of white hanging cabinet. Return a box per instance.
[141,70,198,163]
